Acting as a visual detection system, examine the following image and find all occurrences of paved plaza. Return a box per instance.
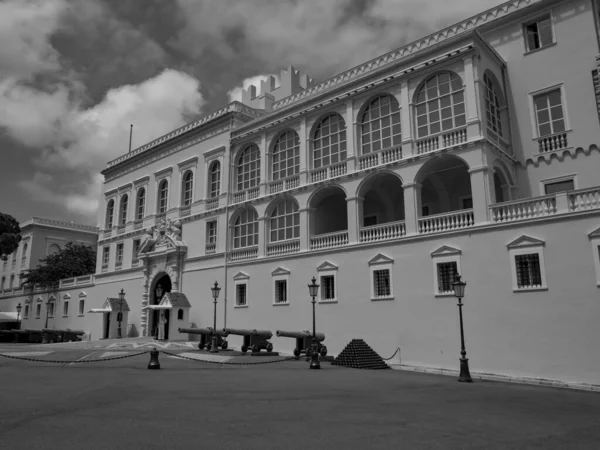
[1,341,600,449]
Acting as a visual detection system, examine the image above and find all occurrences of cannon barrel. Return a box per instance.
[223,328,255,337]
[42,328,84,334]
[252,329,273,339]
[178,327,229,337]
[276,330,325,341]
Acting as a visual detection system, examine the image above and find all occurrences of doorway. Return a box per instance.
[103,312,111,339]
[150,273,172,340]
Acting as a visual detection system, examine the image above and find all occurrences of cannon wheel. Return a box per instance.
[198,343,205,350]
[221,340,228,350]
[293,348,300,358]
[320,345,328,357]
[241,345,248,353]
[206,342,212,351]
[252,344,261,353]
[305,347,313,357]
[266,342,273,353]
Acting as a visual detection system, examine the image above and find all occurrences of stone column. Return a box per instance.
[299,117,309,185]
[346,102,357,172]
[400,81,413,156]
[402,182,421,236]
[299,207,311,251]
[257,217,267,258]
[468,166,491,225]
[463,54,482,139]
[140,261,150,337]
[346,196,362,245]
[259,134,268,196]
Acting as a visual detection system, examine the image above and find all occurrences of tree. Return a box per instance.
[19,242,97,288]
[0,212,22,261]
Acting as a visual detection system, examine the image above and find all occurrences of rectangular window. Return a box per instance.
[525,16,553,52]
[24,305,29,319]
[320,275,335,301]
[206,221,217,244]
[79,299,85,315]
[534,89,565,137]
[236,284,247,306]
[373,269,391,298]
[515,254,543,288]
[437,262,458,294]
[48,302,54,318]
[274,280,287,304]
[63,302,69,317]
[36,304,41,318]
[9,275,14,289]
[1,277,4,290]
[116,243,124,265]
[544,179,574,195]
[102,246,110,267]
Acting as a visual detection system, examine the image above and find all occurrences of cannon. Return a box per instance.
[276,330,327,359]
[41,328,84,343]
[178,327,229,351]
[223,328,274,353]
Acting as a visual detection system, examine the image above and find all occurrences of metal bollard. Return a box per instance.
[148,348,161,370]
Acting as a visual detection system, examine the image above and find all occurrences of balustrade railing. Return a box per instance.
[568,187,600,212]
[538,132,568,153]
[267,239,300,257]
[206,197,219,210]
[418,210,474,234]
[416,127,468,154]
[358,145,403,170]
[310,230,349,250]
[133,220,143,230]
[359,221,406,243]
[179,205,191,217]
[229,246,259,262]
[490,196,557,223]
[310,161,347,183]
[269,175,301,194]
[205,242,216,255]
[232,187,260,204]
[117,225,126,234]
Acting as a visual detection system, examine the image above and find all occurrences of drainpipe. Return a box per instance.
[223,202,229,330]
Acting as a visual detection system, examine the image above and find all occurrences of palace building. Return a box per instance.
[3,0,600,385]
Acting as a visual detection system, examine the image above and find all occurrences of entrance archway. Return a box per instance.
[150,273,172,340]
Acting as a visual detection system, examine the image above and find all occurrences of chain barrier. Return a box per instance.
[161,350,297,366]
[0,351,150,364]
[381,347,400,361]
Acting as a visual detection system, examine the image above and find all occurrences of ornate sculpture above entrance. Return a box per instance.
[138,217,185,254]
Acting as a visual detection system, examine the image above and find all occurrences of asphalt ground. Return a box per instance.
[1,345,600,449]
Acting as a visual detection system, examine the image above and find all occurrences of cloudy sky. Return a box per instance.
[0,0,504,227]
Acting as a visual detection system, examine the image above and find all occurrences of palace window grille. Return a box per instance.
[544,178,574,195]
[119,195,128,225]
[534,89,565,137]
[437,261,458,294]
[106,200,114,228]
[272,131,300,181]
[313,113,347,169]
[525,16,553,51]
[79,299,85,315]
[63,302,69,317]
[515,254,543,288]
[415,72,466,138]
[236,284,247,306]
[209,161,220,198]
[157,180,169,214]
[233,209,259,249]
[320,275,335,301]
[136,188,145,220]
[373,269,391,297]
[9,275,14,289]
[24,305,29,319]
[484,73,503,136]
[206,221,217,244]
[116,243,124,265]
[182,171,193,206]
[102,247,110,266]
[0,277,4,290]
[36,304,41,318]
[236,145,260,191]
[270,199,299,243]
[275,280,287,303]
[360,95,402,154]
[48,302,54,317]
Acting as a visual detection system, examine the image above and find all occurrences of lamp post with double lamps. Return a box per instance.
[453,274,473,383]
[308,276,320,370]
[210,281,221,353]
[117,289,125,338]
[44,298,54,329]
[16,303,22,329]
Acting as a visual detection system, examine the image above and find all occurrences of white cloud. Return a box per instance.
[227,74,279,103]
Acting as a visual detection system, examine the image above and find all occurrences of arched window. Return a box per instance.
[313,114,347,169]
[415,72,466,138]
[136,188,145,221]
[272,131,300,181]
[209,161,220,198]
[105,199,114,229]
[48,244,61,255]
[181,171,193,206]
[157,180,169,214]
[236,145,260,191]
[177,309,184,320]
[483,73,503,137]
[360,95,401,154]
[269,198,299,243]
[22,242,28,258]
[119,194,128,225]
[233,208,259,249]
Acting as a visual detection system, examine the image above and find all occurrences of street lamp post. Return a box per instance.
[44,298,53,329]
[210,281,221,354]
[16,303,22,329]
[453,274,473,383]
[308,276,320,370]
[117,289,125,339]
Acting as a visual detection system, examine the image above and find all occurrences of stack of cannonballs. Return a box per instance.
[331,339,390,370]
